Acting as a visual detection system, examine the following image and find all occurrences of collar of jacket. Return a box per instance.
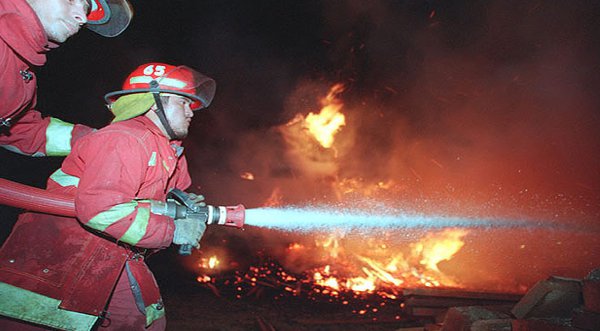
[132,115,185,148]
[0,0,58,66]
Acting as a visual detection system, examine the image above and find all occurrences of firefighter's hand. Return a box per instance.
[173,216,207,248]
[187,192,206,207]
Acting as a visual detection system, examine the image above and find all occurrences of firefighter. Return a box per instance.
[0,0,133,156]
[0,63,217,330]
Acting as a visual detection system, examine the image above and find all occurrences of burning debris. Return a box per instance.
[195,227,470,297]
[169,2,600,328]
[181,75,599,327]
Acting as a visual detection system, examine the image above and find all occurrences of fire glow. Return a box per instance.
[197,84,481,297]
[194,80,599,305]
[292,228,468,292]
[303,83,346,148]
[196,229,469,298]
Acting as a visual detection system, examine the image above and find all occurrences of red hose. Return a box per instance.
[0,178,75,217]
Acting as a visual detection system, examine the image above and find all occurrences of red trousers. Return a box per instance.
[0,272,166,331]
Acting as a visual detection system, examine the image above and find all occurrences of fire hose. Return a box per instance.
[0,178,76,217]
[0,178,245,255]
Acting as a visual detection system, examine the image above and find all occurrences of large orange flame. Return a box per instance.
[305,229,468,294]
[304,83,346,148]
[412,228,468,272]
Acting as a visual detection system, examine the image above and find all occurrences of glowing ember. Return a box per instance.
[198,255,221,270]
[208,256,220,269]
[287,243,304,250]
[303,83,346,148]
[197,275,211,283]
[240,172,255,180]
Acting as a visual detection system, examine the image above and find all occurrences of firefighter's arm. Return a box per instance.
[74,132,175,249]
[0,110,94,156]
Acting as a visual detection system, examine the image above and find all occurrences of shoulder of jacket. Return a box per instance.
[82,124,153,156]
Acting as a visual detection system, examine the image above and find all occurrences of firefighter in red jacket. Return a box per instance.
[0,63,216,330]
[0,0,132,156]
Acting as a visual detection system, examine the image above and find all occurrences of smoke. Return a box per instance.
[187,0,600,225]
[181,0,600,290]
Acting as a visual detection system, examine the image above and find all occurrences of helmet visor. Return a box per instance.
[86,0,133,37]
[153,66,217,110]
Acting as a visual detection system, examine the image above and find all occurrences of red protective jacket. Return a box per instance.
[0,0,93,156]
[0,116,192,330]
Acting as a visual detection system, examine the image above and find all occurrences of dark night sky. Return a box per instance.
[2,0,600,221]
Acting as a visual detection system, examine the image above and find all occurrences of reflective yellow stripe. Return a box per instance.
[120,207,150,245]
[130,75,187,88]
[49,169,80,187]
[148,152,157,166]
[87,201,137,231]
[0,282,98,331]
[46,117,74,156]
[145,302,166,326]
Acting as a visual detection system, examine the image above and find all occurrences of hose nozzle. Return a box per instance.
[203,204,245,229]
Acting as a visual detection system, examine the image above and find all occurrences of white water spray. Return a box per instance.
[243,206,562,233]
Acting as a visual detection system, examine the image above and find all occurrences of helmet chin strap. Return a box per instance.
[150,81,177,140]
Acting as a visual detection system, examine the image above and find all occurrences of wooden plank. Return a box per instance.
[402,288,522,302]
[405,297,515,308]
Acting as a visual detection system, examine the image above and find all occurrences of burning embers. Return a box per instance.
[195,228,469,301]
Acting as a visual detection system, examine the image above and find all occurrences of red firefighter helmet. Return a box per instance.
[86,0,134,37]
[104,63,217,111]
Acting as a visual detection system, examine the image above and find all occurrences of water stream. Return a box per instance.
[243,206,563,233]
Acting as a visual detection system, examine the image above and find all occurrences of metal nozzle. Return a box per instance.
[203,204,245,229]
[177,204,245,256]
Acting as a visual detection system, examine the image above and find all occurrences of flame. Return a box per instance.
[334,177,397,198]
[196,84,475,301]
[315,234,341,258]
[287,243,304,250]
[412,229,468,272]
[263,187,283,207]
[304,83,346,148]
[303,229,468,294]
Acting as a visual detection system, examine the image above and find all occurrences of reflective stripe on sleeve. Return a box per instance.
[87,201,138,232]
[119,206,150,245]
[49,169,80,187]
[46,117,74,156]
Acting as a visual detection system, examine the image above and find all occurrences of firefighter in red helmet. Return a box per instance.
[0,63,216,330]
[0,0,133,157]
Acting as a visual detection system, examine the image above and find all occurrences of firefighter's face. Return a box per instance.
[163,95,194,140]
[27,0,89,43]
